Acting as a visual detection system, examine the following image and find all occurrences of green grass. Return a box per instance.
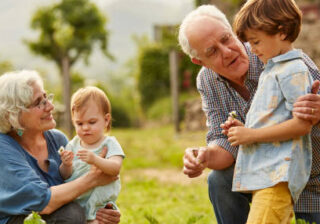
[111,125,303,224]
[111,125,215,224]
[112,125,207,170]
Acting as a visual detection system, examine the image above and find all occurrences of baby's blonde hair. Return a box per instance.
[71,86,112,132]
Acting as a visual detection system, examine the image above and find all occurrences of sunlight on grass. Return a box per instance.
[118,175,215,224]
[112,125,207,170]
[111,125,215,223]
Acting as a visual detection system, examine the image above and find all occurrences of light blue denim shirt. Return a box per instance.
[232,49,313,203]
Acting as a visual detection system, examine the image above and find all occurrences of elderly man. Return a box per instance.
[179,4,320,224]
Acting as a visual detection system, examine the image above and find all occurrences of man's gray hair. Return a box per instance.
[178,5,231,59]
[0,70,43,133]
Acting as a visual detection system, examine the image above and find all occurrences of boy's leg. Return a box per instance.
[208,165,251,224]
[247,182,293,224]
[295,212,320,224]
[7,201,86,224]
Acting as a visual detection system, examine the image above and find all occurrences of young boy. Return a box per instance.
[222,0,314,223]
[59,86,125,224]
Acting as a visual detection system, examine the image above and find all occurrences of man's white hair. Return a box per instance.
[178,4,232,59]
[0,70,43,133]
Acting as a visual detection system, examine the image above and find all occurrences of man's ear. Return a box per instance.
[191,58,203,65]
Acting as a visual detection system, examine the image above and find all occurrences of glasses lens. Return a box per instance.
[38,93,54,109]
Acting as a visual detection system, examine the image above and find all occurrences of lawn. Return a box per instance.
[111,125,216,224]
[111,125,304,224]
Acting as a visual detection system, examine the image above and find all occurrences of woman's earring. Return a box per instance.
[17,129,24,137]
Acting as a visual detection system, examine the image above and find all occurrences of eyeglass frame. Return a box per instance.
[28,93,54,110]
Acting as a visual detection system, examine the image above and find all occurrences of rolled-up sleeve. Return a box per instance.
[197,70,240,159]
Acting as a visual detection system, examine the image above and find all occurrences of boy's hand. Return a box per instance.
[227,126,253,146]
[60,151,74,167]
[77,149,96,164]
[221,116,244,135]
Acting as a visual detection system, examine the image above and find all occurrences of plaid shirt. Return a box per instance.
[197,43,320,212]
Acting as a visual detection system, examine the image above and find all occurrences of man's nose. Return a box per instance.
[221,45,232,58]
[250,46,257,55]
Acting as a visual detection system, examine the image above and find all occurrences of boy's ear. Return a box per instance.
[191,58,203,65]
[278,25,287,41]
[279,33,287,41]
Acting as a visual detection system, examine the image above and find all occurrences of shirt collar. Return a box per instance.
[269,49,303,64]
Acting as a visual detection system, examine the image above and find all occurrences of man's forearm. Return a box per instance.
[207,144,235,170]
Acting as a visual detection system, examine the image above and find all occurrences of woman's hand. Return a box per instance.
[96,207,121,224]
[87,146,118,187]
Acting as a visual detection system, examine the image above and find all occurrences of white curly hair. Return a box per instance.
[178,4,231,59]
[0,70,43,133]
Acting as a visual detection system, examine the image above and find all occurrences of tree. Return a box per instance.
[25,0,112,137]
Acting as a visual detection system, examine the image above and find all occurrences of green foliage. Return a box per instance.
[24,211,46,224]
[137,44,170,109]
[144,213,160,224]
[25,0,112,68]
[135,39,199,110]
[194,0,211,7]
[145,92,198,123]
[296,219,316,224]
[194,0,245,7]
[0,60,13,75]
[94,83,132,128]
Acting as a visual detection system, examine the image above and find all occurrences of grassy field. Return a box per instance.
[111,125,216,224]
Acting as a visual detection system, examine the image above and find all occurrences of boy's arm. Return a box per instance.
[228,116,312,146]
[93,155,123,176]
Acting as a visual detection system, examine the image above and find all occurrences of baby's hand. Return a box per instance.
[60,150,74,167]
[77,149,96,164]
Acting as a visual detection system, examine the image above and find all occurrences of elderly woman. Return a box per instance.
[0,70,121,224]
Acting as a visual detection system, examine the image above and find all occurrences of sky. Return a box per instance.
[0,0,194,83]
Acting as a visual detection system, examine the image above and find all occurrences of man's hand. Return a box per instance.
[227,127,254,146]
[77,149,96,164]
[96,208,120,224]
[183,147,208,178]
[293,80,320,125]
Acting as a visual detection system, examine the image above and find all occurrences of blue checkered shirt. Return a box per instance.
[197,43,320,212]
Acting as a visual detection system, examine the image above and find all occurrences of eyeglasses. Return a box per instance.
[29,93,54,110]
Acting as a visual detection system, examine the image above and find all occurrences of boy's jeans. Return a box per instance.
[207,165,320,224]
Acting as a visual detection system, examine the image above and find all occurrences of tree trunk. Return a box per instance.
[169,50,180,133]
[61,56,73,138]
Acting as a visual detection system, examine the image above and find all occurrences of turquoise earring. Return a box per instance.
[17,129,24,137]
